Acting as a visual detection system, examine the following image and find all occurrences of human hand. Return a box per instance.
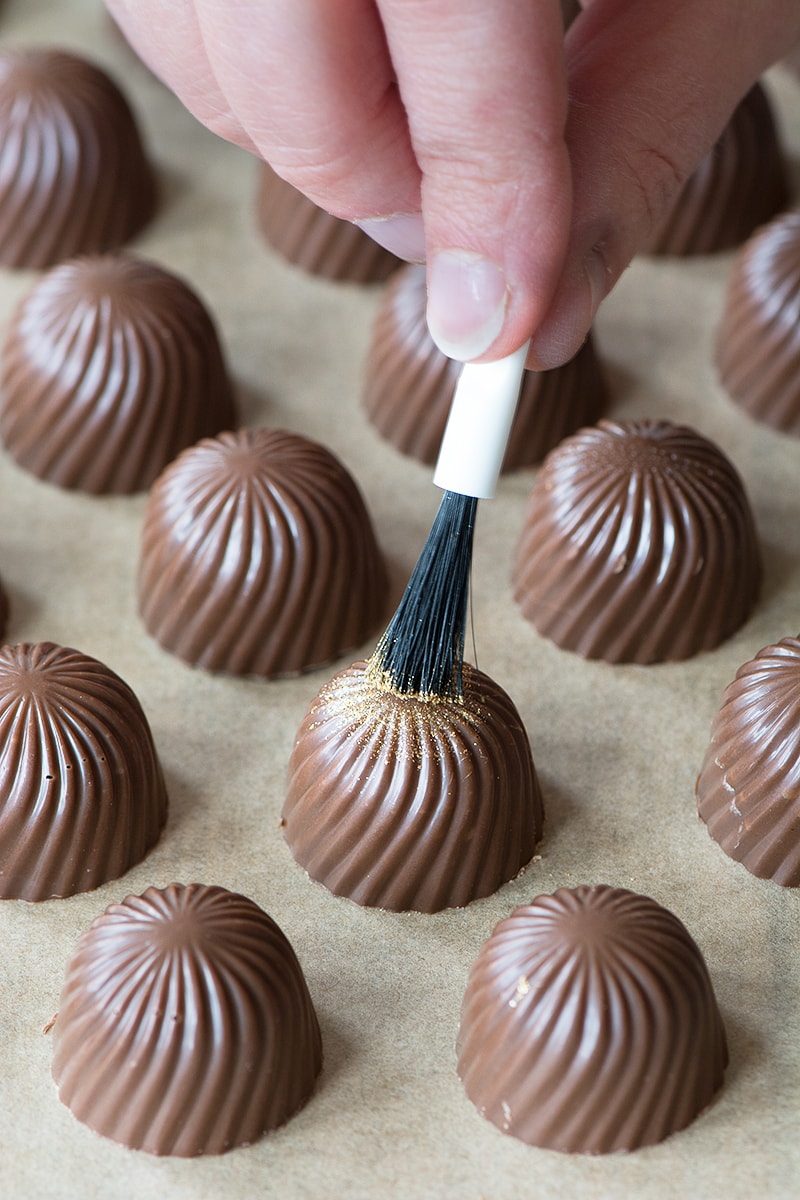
[107,0,800,367]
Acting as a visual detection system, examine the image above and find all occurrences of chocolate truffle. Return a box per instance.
[696,636,800,885]
[0,49,156,268]
[362,264,608,470]
[0,255,237,493]
[52,883,322,1155]
[282,659,543,912]
[643,83,789,256]
[256,162,402,283]
[715,211,800,436]
[512,417,762,663]
[0,642,166,900]
[457,886,728,1154]
[138,428,388,677]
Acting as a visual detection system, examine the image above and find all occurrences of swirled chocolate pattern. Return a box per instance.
[138,429,388,676]
[0,642,166,900]
[52,883,322,1155]
[696,636,800,885]
[0,49,156,268]
[512,418,761,663]
[0,255,237,493]
[644,83,789,256]
[256,163,401,282]
[715,212,800,436]
[457,886,728,1153]
[362,264,608,469]
[282,660,543,912]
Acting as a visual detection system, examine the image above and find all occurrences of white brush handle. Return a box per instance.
[432,342,529,498]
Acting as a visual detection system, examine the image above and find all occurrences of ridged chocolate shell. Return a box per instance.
[644,84,789,256]
[0,642,166,900]
[696,636,800,885]
[715,211,800,436]
[256,163,402,283]
[0,255,237,493]
[456,885,728,1154]
[282,660,543,912]
[512,418,762,663]
[362,264,608,470]
[52,883,322,1156]
[0,49,156,268]
[138,429,388,677]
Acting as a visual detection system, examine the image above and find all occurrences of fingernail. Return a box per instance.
[426,251,508,362]
[355,213,426,263]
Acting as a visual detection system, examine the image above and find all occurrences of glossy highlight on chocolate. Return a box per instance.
[0,642,166,900]
[457,886,728,1153]
[283,660,543,912]
[715,210,800,436]
[52,883,323,1155]
[512,417,762,663]
[697,636,800,885]
[0,48,156,268]
[138,428,388,676]
[0,255,237,493]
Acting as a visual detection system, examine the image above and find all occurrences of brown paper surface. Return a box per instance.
[1,3,799,1197]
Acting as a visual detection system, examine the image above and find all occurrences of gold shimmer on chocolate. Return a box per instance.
[362,264,608,470]
[138,428,388,677]
[0,255,237,493]
[644,83,789,256]
[512,417,762,663]
[457,886,728,1154]
[715,211,800,436]
[0,49,156,268]
[52,883,322,1156]
[0,642,166,900]
[256,162,401,282]
[282,660,543,913]
[696,636,800,885]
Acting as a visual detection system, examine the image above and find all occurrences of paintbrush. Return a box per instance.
[368,341,529,700]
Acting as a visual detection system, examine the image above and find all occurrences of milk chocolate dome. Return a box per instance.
[282,660,543,912]
[363,264,608,470]
[0,642,166,900]
[456,886,728,1154]
[715,211,800,436]
[52,884,322,1155]
[256,163,402,283]
[643,83,789,256]
[512,418,762,663]
[696,636,800,885]
[0,255,237,493]
[138,428,388,677]
[0,49,156,268]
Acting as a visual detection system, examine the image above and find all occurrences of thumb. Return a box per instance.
[530,0,800,368]
[378,0,572,363]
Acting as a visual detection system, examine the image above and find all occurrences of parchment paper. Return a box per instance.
[0,4,799,1198]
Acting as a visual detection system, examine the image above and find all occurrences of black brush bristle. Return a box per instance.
[372,490,477,699]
